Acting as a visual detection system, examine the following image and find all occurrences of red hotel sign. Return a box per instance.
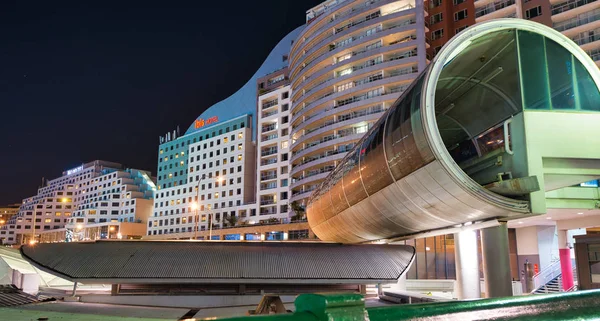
[194,116,218,129]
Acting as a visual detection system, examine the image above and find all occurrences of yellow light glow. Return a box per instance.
[215,176,225,183]
[191,202,198,210]
[61,198,68,203]
[109,226,116,231]
[76,224,83,230]
[29,240,36,245]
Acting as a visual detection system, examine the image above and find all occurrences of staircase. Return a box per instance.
[532,268,578,294]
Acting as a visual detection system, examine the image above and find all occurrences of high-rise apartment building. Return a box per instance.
[256,68,293,222]
[0,160,155,245]
[287,0,430,206]
[426,0,600,66]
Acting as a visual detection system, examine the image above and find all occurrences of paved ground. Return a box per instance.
[1,301,189,320]
[0,296,400,320]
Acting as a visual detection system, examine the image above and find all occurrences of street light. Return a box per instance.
[193,174,206,240]
[208,176,226,241]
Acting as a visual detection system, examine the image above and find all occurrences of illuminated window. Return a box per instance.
[215,193,219,199]
[238,144,242,150]
[238,133,243,139]
[65,212,72,217]
[164,157,168,161]
[238,155,242,161]
[55,212,62,216]
[224,137,228,143]
[181,152,185,156]
[169,173,173,178]
[180,161,184,165]
[160,149,164,154]
[281,141,289,149]
[175,154,179,159]
[44,218,51,223]
[182,217,187,223]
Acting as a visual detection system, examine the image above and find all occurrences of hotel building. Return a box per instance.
[147,115,257,239]
[287,0,430,206]
[0,161,155,245]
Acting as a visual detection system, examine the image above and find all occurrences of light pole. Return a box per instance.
[193,174,206,240]
[209,176,226,241]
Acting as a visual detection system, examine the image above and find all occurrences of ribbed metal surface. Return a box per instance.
[20,241,414,283]
[0,285,50,307]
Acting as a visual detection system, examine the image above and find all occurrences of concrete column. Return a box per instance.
[481,223,513,298]
[454,229,481,299]
[558,229,574,291]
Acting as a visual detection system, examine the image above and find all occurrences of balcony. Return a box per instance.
[261,124,278,133]
[297,18,417,78]
[260,173,278,181]
[552,0,597,15]
[260,182,278,191]
[261,147,278,157]
[475,0,516,18]
[554,9,600,32]
[293,165,336,183]
[262,110,278,118]
[572,28,600,45]
[260,199,276,206]
[261,133,279,142]
[260,158,278,166]
[589,48,600,61]
[262,99,278,110]
[296,34,417,96]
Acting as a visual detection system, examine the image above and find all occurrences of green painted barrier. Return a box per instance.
[209,290,600,321]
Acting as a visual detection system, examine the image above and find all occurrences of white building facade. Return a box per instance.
[148,114,257,239]
[256,70,294,223]
[0,160,155,245]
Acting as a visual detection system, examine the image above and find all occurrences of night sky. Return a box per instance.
[0,1,323,205]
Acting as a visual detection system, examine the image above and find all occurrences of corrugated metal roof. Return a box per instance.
[0,285,54,307]
[20,241,414,284]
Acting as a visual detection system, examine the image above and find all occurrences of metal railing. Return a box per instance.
[262,99,278,109]
[216,291,600,321]
[532,260,563,292]
[572,28,600,45]
[554,9,600,32]
[552,0,597,15]
[261,124,277,133]
[475,0,515,18]
[298,18,417,76]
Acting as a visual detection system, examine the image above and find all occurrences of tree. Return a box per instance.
[224,214,238,227]
[290,201,306,222]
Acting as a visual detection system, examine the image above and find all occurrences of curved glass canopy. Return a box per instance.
[306,19,600,243]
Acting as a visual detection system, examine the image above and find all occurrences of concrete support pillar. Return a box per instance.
[454,229,481,299]
[558,229,574,291]
[481,223,513,298]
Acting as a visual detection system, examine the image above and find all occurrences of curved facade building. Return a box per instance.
[288,0,429,205]
[307,19,600,243]
[184,26,304,137]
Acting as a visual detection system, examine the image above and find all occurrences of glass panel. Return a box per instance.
[360,126,394,195]
[435,235,447,279]
[519,31,552,110]
[519,30,600,112]
[574,56,600,112]
[341,150,369,205]
[384,74,432,181]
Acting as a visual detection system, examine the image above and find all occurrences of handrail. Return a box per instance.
[214,290,600,321]
[531,260,562,293]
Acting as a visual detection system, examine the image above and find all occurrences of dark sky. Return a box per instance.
[0,1,323,205]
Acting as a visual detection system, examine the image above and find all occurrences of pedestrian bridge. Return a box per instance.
[307,19,600,243]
